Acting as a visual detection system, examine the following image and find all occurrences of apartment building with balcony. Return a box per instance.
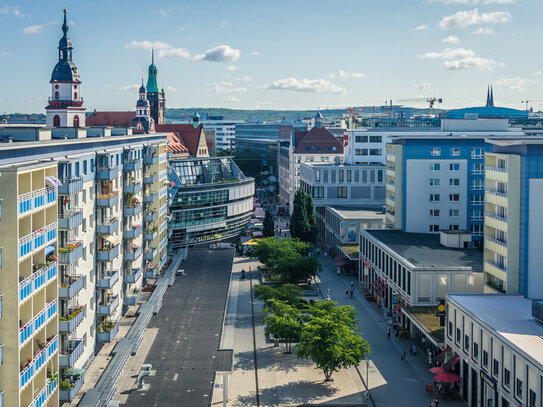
[0,162,59,407]
[482,139,543,297]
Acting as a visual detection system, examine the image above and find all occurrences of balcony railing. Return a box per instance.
[97,270,119,289]
[96,167,120,180]
[19,335,58,389]
[20,300,57,345]
[486,189,508,198]
[125,225,142,239]
[485,236,508,248]
[98,295,119,316]
[58,275,85,299]
[144,211,158,222]
[144,230,158,241]
[485,212,508,223]
[159,236,167,251]
[159,186,168,199]
[124,182,142,194]
[144,156,158,165]
[58,241,83,264]
[144,266,158,279]
[59,305,85,333]
[97,217,119,235]
[124,159,142,172]
[144,173,158,184]
[19,262,57,303]
[58,177,83,195]
[96,244,119,262]
[97,321,119,342]
[18,187,57,217]
[97,191,119,207]
[18,222,57,259]
[126,290,141,306]
[160,219,167,234]
[125,246,142,261]
[58,209,83,230]
[485,260,506,273]
[159,170,167,180]
[484,279,506,294]
[486,166,508,173]
[30,375,58,407]
[59,372,84,402]
[125,268,142,283]
[59,339,84,368]
[144,247,158,261]
[124,205,142,217]
[144,192,158,203]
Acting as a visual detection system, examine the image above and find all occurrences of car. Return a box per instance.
[176,269,185,276]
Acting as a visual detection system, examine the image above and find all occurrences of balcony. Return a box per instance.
[59,372,84,402]
[159,170,167,180]
[124,204,142,217]
[96,244,119,261]
[97,270,119,289]
[58,177,83,195]
[32,376,58,407]
[124,159,142,172]
[20,300,57,345]
[144,211,158,222]
[97,321,119,342]
[144,247,158,261]
[59,339,84,368]
[96,166,120,180]
[58,275,85,299]
[124,182,142,194]
[125,268,142,283]
[97,191,119,207]
[125,224,142,239]
[144,155,158,165]
[58,241,83,264]
[144,229,158,241]
[58,209,83,230]
[125,246,142,261]
[160,236,167,251]
[18,187,57,217]
[144,173,158,184]
[98,295,119,316]
[144,266,158,279]
[160,219,167,234]
[18,222,57,260]
[486,188,508,198]
[126,290,141,306]
[59,305,85,333]
[19,262,57,303]
[144,192,158,203]
[19,335,58,390]
[97,217,119,235]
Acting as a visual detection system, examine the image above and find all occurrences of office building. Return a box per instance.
[184,114,243,152]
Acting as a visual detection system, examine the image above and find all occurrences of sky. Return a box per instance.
[1,0,543,114]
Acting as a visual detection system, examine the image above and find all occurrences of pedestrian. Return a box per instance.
[387,326,391,338]
[411,344,417,356]
[431,397,439,407]
[401,348,406,363]
[345,288,349,298]
[350,287,354,298]
[428,350,433,366]
[398,329,402,340]
[395,329,399,340]
[350,280,354,290]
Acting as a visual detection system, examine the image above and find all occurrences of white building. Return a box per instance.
[183,114,243,152]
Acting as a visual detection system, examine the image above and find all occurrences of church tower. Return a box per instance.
[45,9,86,128]
[146,50,166,124]
[132,80,155,133]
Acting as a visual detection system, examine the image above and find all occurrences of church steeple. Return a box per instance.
[485,85,495,107]
[146,51,166,124]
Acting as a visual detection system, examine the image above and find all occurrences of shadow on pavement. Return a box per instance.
[234,347,313,374]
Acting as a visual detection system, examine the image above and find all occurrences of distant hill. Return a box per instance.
[1,113,46,123]
[165,108,348,122]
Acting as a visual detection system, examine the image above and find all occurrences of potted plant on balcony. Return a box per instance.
[60,380,74,391]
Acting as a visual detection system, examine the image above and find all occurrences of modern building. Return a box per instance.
[235,121,307,144]
[445,294,543,407]
[0,12,169,407]
[447,87,528,120]
[168,157,254,247]
[279,113,344,214]
[385,119,525,246]
[482,139,543,296]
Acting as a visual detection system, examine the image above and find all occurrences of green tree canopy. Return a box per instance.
[263,209,275,238]
[263,299,303,353]
[290,188,316,243]
[253,284,303,306]
[252,237,310,267]
[303,192,317,243]
[273,256,321,284]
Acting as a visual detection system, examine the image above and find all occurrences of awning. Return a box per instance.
[104,235,120,246]
[242,239,260,246]
[436,346,452,363]
[443,354,460,371]
[45,245,55,255]
[45,175,63,187]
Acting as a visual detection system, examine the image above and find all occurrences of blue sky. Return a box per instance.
[1,0,542,114]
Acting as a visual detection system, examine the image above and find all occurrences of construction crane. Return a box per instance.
[396,97,443,109]
[345,107,358,129]
[521,100,542,111]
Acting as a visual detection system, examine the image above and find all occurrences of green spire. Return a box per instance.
[146,49,160,93]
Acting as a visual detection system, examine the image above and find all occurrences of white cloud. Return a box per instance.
[126,41,190,59]
[13,7,25,17]
[262,77,347,94]
[159,9,171,17]
[208,81,247,94]
[0,6,26,17]
[178,26,185,32]
[226,65,239,71]
[471,27,495,34]
[532,71,542,77]
[249,51,259,56]
[23,21,57,34]
[0,6,9,14]
[235,76,253,82]
[431,0,514,3]
[419,47,499,70]
[225,96,240,103]
[122,84,140,91]
[1,51,11,57]
[329,70,366,79]
[419,47,475,60]
[193,45,240,63]
[415,24,429,31]
[419,82,431,90]
[442,35,460,44]
[220,19,228,29]
[495,77,535,91]
[166,86,177,93]
[439,9,511,30]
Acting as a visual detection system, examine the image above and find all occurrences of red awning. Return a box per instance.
[443,354,460,371]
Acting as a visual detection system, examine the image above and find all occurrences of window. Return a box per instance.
[471,209,483,220]
[430,178,440,187]
[430,194,440,202]
[337,187,348,198]
[472,163,484,174]
[473,342,478,360]
[449,178,460,186]
[470,225,483,236]
[471,194,484,205]
[429,225,440,232]
[464,334,469,352]
[472,147,485,159]
[54,91,59,100]
[449,209,460,217]
[493,359,499,377]
[451,148,461,156]
[431,148,441,156]
[346,170,351,182]
[378,170,383,183]
[483,350,488,368]
[449,194,460,202]
[449,224,459,230]
[471,179,484,190]
[312,186,324,199]
[355,148,368,156]
[448,321,453,338]
[431,163,441,171]
[450,163,460,171]
[82,189,87,203]
[369,135,382,143]
[529,389,536,407]
[430,209,440,218]
[339,171,344,182]
[516,378,523,399]
[456,327,461,343]
[369,148,382,155]
[504,368,510,388]
[82,218,87,233]
[53,114,60,127]
[355,135,368,143]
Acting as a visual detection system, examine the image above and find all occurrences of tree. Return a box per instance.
[303,192,317,243]
[290,189,307,240]
[263,299,303,353]
[253,284,303,306]
[252,237,309,267]
[295,312,371,381]
[263,209,275,238]
[273,256,321,284]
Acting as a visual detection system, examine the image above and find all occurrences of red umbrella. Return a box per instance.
[434,373,461,383]
[430,367,447,374]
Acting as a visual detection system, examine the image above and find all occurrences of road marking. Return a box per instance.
[173,373,179,381]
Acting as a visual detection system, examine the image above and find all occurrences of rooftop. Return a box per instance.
[330,206,385,221]
[448,294,543,368]
[363,230,483,272]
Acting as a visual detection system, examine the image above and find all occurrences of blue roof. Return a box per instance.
[447,106,528,119]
